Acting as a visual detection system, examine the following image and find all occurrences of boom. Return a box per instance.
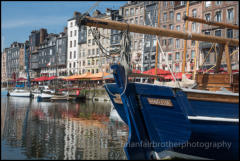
[76,16,239,46]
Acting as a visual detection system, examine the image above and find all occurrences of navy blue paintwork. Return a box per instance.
[104,64,239,160]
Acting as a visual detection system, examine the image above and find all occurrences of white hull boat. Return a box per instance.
[9,89,32,97]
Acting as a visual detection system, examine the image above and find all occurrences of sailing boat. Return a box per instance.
[75,10,239,160]
[9,44,32,97]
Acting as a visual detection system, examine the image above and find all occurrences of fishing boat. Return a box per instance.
[75,6,239,160]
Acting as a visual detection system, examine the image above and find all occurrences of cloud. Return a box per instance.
[2,16,69,29]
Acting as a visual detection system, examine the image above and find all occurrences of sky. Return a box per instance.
[1,1,127,52]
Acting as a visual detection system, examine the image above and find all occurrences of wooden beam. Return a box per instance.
[215,45,224,73]
[77,16,239,46]
[225,43,232,75]
[182,1,190,74]
[183,15,239,30]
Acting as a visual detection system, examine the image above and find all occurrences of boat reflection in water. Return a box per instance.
[1,96,128,160]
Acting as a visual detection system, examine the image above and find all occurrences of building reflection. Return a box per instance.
[1,97,128,160]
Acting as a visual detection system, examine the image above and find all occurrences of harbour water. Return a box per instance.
[1,95,128,160]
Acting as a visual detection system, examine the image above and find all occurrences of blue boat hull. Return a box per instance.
[104,64,239,160]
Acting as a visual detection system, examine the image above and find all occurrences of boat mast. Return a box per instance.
[154,1,161,77]
[182,1,190,74]
[183,15,239,30]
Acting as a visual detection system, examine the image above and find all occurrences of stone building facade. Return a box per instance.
[120,1,145,71]
[1,49,7,82]
[200,1,239,70]
[5,42,24,79]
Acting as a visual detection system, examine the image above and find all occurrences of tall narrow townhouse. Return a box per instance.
[173,1,203,73]
[1,49,7,84]
[200,1,239,70]
[5,42,24,80]
[67,12,80,75]
[158,1,175,71]
[120,1,145,71]
[142,1,158,71]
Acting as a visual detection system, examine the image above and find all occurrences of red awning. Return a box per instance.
[32,76,49,82]
[16,77,27,81]
[143,68,171,75]
[47,76,57,81]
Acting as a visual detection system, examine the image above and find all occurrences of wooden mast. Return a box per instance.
[154,1,161,77]
[182,1,190,74]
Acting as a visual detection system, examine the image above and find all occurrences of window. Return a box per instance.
[176,13,181,21]
[176,52,180,60]
[176,39,180,48]
[205,31,210,35]
[70,41,72,47]
[135,17,138,24]
[227,8,234,21]
[135,8,138,15]
[70,31,72,37]
[74,51,76,59]
[97,48,100,55]
[138,40,142,49]
[176,25,180,31]
[140,16,144,25]
[163,12,167,22]
[168,54,172,60]
[192,9,197,18]
[92,49,95,55]
[163,25,167,29]
[205,13,211,21]
[191,50,195,59]
[170,1,174,6]
[92,60,94,65]
[88,39,91,46]
[73,62,75,68]
[180,1,186,5]
[163,39,167,46]
[70,51,72,59]
[227,29,233,38]
[130,8,134,16]
[192,22,196,32]
[74,30,77,36]
[215,1,221,5]
[216,11,221,22]
[170,11,174,20]
[69,63,71,68]
[134,41,138,50]
[215,30,221,37]
[153,39,157,47]
[163,1,168,7]
[191,40,195,46]
[88,60,90,65]
[205,1,211,8]
[169,38,173,45]
[70,22,73,27]
[169,24,174,30]
[140,7,144,14]
[74,40,76,47]
[88,49,91,56]
[146,41,150,48]
[130,19,134,24]
[125,9,129,16]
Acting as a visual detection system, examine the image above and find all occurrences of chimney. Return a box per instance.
[40,28,47,44]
